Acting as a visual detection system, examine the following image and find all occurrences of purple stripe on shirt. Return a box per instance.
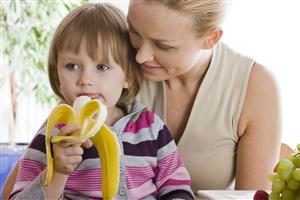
[123,140,157,157]
[122,125,173,157]
[29,134,46,153]
[81,146,99,160]
[157,125,173,150]
[123,111,154,133]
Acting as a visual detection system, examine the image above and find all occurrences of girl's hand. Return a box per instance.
[53,124,86,175]
[82,138,93,149]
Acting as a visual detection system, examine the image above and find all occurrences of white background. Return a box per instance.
[221,0,300,148]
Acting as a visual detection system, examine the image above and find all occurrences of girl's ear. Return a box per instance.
[202,28,223,49]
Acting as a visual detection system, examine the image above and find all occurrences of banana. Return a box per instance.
[45,96,120,200]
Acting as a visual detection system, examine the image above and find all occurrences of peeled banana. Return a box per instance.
[45,96,120,200]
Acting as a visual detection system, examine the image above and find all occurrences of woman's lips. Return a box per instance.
[141,64,161,73]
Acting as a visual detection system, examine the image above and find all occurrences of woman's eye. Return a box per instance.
[129,28,139,35]
[156,42,173,51]
[97,64,110,71]
[66,63,80,71]
[129,25,139,35]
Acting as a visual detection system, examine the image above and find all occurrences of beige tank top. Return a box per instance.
[137,42,254,190]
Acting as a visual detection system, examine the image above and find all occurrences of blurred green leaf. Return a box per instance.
[1,0,89,105]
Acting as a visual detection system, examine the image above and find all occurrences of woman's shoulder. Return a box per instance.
[246,62,279,110]
[237,62,280,137]
[246,62,279,112]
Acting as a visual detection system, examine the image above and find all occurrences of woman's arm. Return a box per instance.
[235,63,281,190]
[2,162,19,200]
[2,119,48,200]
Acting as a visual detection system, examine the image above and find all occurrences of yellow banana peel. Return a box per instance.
[45,96,120,200]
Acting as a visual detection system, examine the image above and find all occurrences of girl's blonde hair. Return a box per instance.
[48,3,142,104]
[144,0,231,38]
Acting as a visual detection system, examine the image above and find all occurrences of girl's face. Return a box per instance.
[128,1,206,81]
[57,41,128,109]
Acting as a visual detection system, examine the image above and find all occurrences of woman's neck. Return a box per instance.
[165,49,212,90]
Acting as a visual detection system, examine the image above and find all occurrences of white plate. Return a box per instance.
[196,190,257,200]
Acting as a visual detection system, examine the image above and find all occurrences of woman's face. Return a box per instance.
[128,1,206,81]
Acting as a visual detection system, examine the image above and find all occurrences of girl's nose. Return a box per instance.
[77,71,93,86]
[135,43,154,64]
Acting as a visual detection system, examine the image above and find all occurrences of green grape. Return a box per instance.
[293,168,300,181]
[294,155,300,168]
[268,192,281,200]
[281,188,296,200]
[279,169,293,181]
[287,154,295,163]
[287,179,300,190]
[278,159,294,172]
[267,144,300,200]
[268,173,280,182]
[272,179,285,192]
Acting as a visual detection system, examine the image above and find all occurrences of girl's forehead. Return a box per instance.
[60,37,113,61]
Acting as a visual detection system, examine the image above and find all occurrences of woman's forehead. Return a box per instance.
[128,2,194,43]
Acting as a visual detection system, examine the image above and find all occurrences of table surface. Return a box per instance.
[195,190,258,200]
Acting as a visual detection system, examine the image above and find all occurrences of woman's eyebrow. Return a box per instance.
[128,20,175,44]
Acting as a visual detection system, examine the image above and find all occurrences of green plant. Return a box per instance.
[0,0,88,144]
[1,0,88,105]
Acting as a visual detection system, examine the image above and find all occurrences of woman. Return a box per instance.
[127,0,281,191]
[2,0,281,198]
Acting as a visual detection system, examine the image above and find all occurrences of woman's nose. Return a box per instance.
[135,43,154,64]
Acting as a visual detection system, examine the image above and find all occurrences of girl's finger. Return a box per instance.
[59,138,87,148]
[62,146,84,156]
[65,155,83,165]
[59,124,81,136]
[82,139,93,149]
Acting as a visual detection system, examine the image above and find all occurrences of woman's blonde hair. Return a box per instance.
[144,0,231,38]
[48,3,142,104]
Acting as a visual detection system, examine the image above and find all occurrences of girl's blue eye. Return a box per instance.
[66,63,80,71]
[97,64,110,71]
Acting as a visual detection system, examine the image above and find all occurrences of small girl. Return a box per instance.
[10,3,193,200]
